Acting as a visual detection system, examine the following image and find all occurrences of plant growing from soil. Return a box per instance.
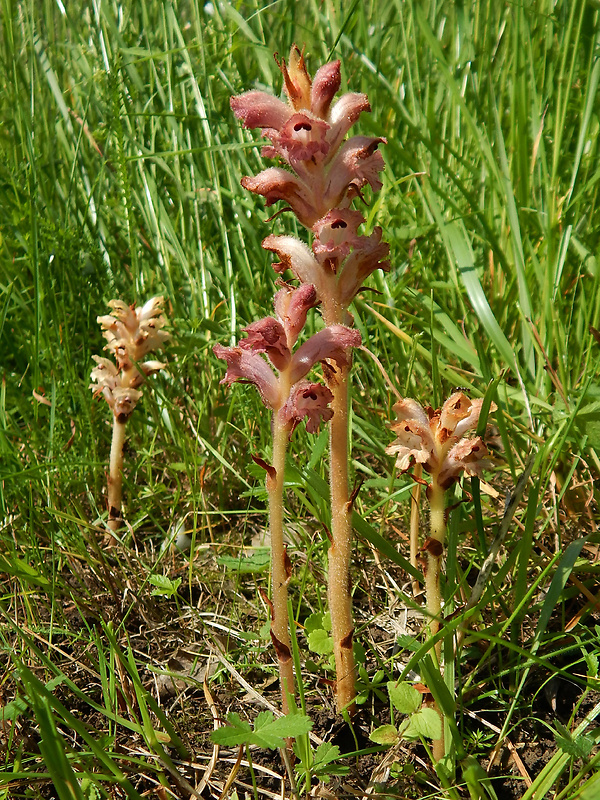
[387,391,496,760]
[231,44,389,715]
[90,297,169,536]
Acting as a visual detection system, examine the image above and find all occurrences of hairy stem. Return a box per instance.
[326,364,356,714]
[410,464,423,598]
[268,413,295,715]
[107,417,126,533]
[321,299,356,714]
[427,479,446,762]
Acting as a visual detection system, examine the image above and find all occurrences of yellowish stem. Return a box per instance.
[321,298,356,715]
[268,411,295,715]
[427,478,446,762]
[326,365,356,714]
[107,417,126,533]
[410,464,422,598]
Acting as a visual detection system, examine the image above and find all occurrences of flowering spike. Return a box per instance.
[387,393,496,486]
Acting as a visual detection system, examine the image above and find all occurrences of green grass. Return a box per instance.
[1,0,599,797]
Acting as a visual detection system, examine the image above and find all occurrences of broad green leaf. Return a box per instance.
[403,708,442,741]
[308,629,334,655]
[211,711,312,750]
[304,612,331,633]
[387,681,421,715]
[148,574,182,597]
[554,731,594,760]
[217,549,270,573]
[369,724,399,746]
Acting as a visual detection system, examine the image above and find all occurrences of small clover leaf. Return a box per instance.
[149,574,182,597]
[402,707,442,741]
[308,628,334,655]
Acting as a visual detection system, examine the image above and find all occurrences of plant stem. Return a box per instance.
[326,363,356,714]
[107,417,126,533]
[268,413,295,715]
[426,478,446,762]
[410,464,423,598]
[426,481,446,649]
[322,299,356,714]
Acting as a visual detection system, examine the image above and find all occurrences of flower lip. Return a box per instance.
[310,60,341,118]
[289,325,361,384]
[230,91,290,131]
[279,380,334,434]
[273,283,319,345]
[239,317,291,371]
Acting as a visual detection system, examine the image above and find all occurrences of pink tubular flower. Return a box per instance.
[273,283,319,344]
[289,325,362,384]
[386,392,496,490]
[240,318,291,371]
[280,381,334,433]
[213,344,281,409]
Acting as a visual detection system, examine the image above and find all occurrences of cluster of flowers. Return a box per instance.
[215,45,390,416]
[90,297,169,423]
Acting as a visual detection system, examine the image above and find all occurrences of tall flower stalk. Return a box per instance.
[387,392,495,759]
[90,297,169,536]
[214,286,360,714]
[231,45,388,714]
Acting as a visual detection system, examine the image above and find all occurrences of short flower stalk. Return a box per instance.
[387,392,495,759]
[90,298,169,536]
[231,45,388,714]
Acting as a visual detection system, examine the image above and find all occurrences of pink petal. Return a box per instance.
[273,283,318,345]
[391,398,430,426]
[336,227,390,305]
[241,168,317,226]
[230,91,291,131]
[438,437,492,488]
[311,61,341,118]
[263,234,325,292]
[325,136,386,208]
[312,209,365,265]
[213,344,280,409]
[279,380,334,433]
[140,360,167,376]
[112,387,143,422]
[438,392,474,437]
[289,325,361,384]
[239,317,291,371]
[386,419,435,472]
[265,113,330,164]
[327,92,371,152]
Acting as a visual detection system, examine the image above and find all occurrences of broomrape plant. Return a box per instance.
[387,392,496,760]
[90,297,169,537]
[214,282,359,713]
[230,45,388,715]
